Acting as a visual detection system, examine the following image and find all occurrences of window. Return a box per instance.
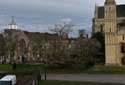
[110,28,111,32]
[100,25,103,32]
[109,7,111,11]
[121,43,125,53]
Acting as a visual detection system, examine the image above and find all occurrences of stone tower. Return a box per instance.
[104,0,120,65]
[93,0,125,66]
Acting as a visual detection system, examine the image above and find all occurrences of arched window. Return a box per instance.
[19,39,27,55]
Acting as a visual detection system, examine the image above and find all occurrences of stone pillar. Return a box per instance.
[104,0,119,65]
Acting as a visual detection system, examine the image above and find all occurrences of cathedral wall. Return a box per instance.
[105,33,125,65]
[93,19,104,33]
[105,34,117,65]
[117,35,125,42]
[117,35,125,65]
[93,18,125,33]
[105,34,121,65]
[105,44,118,65]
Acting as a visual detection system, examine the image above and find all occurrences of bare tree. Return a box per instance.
[50,19,73,38]
[48,19,73,65]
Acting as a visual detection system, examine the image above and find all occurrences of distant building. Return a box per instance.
[93,0,125,66]
[78,29,85,37]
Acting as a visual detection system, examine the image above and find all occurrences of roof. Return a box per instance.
[23,31,69,44]
[9,17,17,25]
[98,5,125,19]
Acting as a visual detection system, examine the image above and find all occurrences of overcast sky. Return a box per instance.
[0,0,124,37]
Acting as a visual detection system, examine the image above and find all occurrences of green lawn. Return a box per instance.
[1,64,125,74]
[0,64,12,71]
[86,66,125,74]
[0,64,44,73]
[15,64,44,72]
[46,66,125,74]
[37,80,123,85]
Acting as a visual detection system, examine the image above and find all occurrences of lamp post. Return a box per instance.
[44,43,48,80]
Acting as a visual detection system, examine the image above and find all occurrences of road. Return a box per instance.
[43,74,125,84]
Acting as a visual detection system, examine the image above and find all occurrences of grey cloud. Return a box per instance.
[0,0,124,37]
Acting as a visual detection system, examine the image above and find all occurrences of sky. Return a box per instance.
[0,0,124,37]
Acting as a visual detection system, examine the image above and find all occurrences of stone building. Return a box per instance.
[0,18,70,64]
[93,0,125,65]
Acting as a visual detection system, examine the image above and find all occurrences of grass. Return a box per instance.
[1,64,125,73]
[84,66,125,74]
[0,64,44,73]
[46,66,125,74]
[37,80,123,85]
[15,64,44,73]
[0,64,12,71]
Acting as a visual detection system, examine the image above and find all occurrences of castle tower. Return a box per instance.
[104,0,120,65]
[8,16,18,30]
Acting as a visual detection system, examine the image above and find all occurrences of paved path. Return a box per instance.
[43,74,125,84]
